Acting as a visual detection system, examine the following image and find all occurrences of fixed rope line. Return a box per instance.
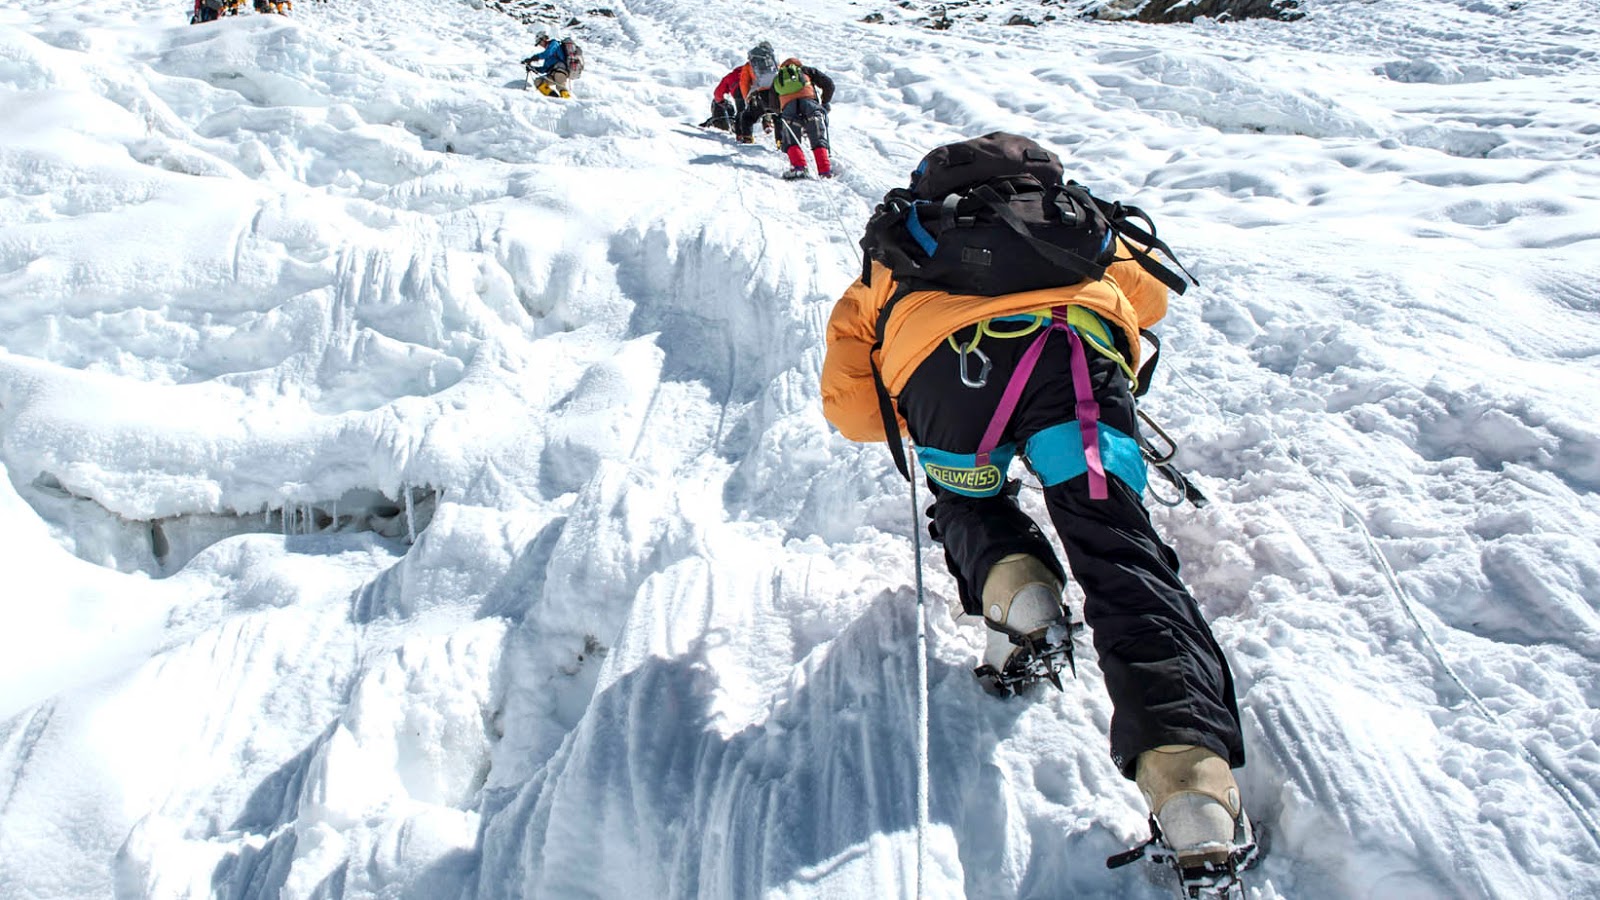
[818,175,862,271]
[775,109,862,271]
[1287,443,1600,853]
[909,450,931,897]
[1165,365,1600,854]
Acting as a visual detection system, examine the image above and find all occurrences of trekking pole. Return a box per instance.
[908,450,930,898]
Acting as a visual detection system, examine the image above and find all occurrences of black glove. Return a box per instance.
[821,102,831,114]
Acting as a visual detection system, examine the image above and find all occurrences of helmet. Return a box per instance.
[535,30,551,44]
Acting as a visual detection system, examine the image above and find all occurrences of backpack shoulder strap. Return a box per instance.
[871,284,915,480]
[1133,327,1161,398]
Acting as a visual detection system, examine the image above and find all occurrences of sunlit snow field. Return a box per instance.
[1,0,1598,897]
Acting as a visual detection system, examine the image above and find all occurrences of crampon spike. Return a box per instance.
[973,622,1079,697]
[1107,814,1261,899]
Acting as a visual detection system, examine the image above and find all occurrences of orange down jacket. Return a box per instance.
[820,247,1169,443]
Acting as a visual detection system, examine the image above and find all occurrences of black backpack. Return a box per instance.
[561,38,584,78]
[860,132,1192,298]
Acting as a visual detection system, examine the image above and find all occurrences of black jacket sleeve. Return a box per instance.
[805,67,835,106]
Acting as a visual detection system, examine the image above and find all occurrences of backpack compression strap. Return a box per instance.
[1098,201,1198,295]
[970,181,1111,286]
[925,179,1197,296]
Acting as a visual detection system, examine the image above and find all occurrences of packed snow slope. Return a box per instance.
[2,0,1598,897]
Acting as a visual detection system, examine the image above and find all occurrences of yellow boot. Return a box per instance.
[536,82,557,97]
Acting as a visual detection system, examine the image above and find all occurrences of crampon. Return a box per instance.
[1107,811,1261,899]
[973,621,1078,696]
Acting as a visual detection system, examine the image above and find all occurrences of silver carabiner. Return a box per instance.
[957,343,991,389]
[1136,407,1178,465]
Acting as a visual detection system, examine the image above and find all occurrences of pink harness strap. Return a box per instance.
[974,307,1109,500]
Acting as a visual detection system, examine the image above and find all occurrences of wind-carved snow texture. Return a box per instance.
[2,0,1600,898]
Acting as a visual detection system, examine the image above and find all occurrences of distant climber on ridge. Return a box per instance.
[702,60,748,133]
[767,55,834,179]
[523,31,584,98]
[733,41,781,146]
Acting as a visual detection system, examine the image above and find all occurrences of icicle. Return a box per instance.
[403,485,417,544]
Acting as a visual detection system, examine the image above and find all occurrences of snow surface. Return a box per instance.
[2,0,1598,897]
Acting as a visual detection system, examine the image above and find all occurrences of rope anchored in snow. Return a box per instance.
[1289,442,1600,855]
[1166,365,1600,857]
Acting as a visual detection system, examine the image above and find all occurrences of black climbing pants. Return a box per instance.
[776,98,829,151]
[896,322,1245,777]
[735,90,776,140]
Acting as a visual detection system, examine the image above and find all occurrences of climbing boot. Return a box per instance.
[979,553,1065,674]
[1135,745,1243,867]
